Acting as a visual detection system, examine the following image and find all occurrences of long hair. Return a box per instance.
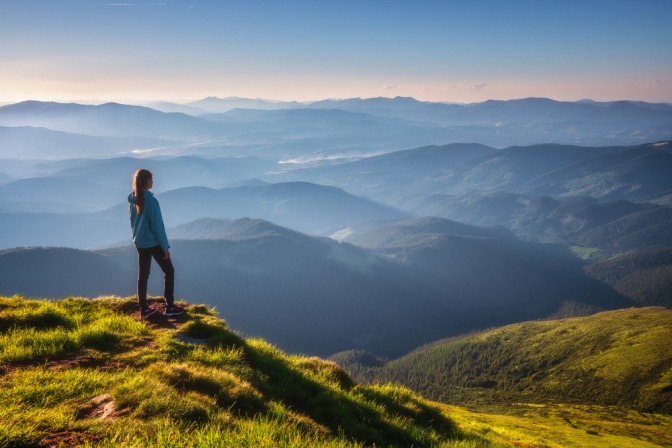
[132,169,153,214]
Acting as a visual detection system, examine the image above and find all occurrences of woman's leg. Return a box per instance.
[150,246,175,308]
[137,247,153,309]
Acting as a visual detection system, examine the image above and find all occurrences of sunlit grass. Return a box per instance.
[376,306,672,417]
[0,296,509,447]
[2,295,669,448]
[0,300,150,364]
[442,402,672,448]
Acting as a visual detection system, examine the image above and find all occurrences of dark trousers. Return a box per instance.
[137,245,174,309]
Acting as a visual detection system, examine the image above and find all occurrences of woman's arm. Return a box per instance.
[147,197,171,252]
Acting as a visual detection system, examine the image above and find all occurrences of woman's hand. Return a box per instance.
[163,249,171,260]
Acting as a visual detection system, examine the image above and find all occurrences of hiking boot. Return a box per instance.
[164,305,184,316]
[140,307,156,319]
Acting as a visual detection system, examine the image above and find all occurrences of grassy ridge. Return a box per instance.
[370,307,672,414]
[0,295,502,448]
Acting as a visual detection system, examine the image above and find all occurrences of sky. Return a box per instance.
[1,0,671,104]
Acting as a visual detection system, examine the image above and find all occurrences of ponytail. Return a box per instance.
[133,169,153,214]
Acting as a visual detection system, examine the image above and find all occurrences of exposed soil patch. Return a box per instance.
[46,355,103,371]
[134,302,194,331]
[38,431,99,448]
[114,296,169,315]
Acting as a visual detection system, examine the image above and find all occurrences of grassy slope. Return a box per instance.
[442,403,672,448]
[0,295,500,448]
[373,307,672,416]
[2,297,670,447]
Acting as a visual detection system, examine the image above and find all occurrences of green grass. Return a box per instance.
[0,296,506,448]
[370,307,672,415]
[330,307,672,446]
[4,296,669,447]
[442,402,672,448]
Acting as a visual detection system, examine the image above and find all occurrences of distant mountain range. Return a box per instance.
[309,96,672,123]
[154,95,672,127]
[147,96,306,114]
[2,97,671,161]
[0,101,218,140]
[281,141,672,204]
[153,182,408,236]
[1,95,670,364]
[0,155,274,211]
[278,141,672,253]
[2,139,670,254]
[405,193,672,255]
[0,176,127,213]
[0,125,169,159]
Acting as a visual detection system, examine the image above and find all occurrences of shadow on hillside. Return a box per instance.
[242,340,457,447]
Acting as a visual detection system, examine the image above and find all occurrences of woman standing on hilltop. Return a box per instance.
[128,169,183,319]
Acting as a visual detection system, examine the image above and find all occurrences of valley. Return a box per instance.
[1,96,670,357]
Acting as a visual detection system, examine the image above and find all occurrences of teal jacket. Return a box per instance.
[128,190,170,251]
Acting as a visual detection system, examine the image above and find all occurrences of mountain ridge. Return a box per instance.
[3,98,671,153]
[0,180,409,249]
[0,100,221,139]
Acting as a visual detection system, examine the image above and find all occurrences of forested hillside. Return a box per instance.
[335,307,672,414]
[585,248,672,306]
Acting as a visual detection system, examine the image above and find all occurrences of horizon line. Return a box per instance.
[2,95,672,108]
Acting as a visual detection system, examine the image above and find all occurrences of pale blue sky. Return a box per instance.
[1,0,671,103]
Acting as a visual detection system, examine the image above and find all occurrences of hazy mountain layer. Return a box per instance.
[0,125,169,159]
[0,181,407,249]
[3,98,671,162]
[309,96,672,127]
[282,141,672,205]
[0,218,632,357]
[0,101,219,139]
[409,193,672,255]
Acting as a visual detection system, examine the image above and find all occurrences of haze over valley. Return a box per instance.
[1,96,671,353]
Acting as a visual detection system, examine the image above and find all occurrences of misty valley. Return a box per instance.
[1,96,672,446]
[2,96,672,352]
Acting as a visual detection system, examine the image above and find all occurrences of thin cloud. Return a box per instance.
[107,3,167,6]
[423,83,482,93]
[279,150,388,165]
